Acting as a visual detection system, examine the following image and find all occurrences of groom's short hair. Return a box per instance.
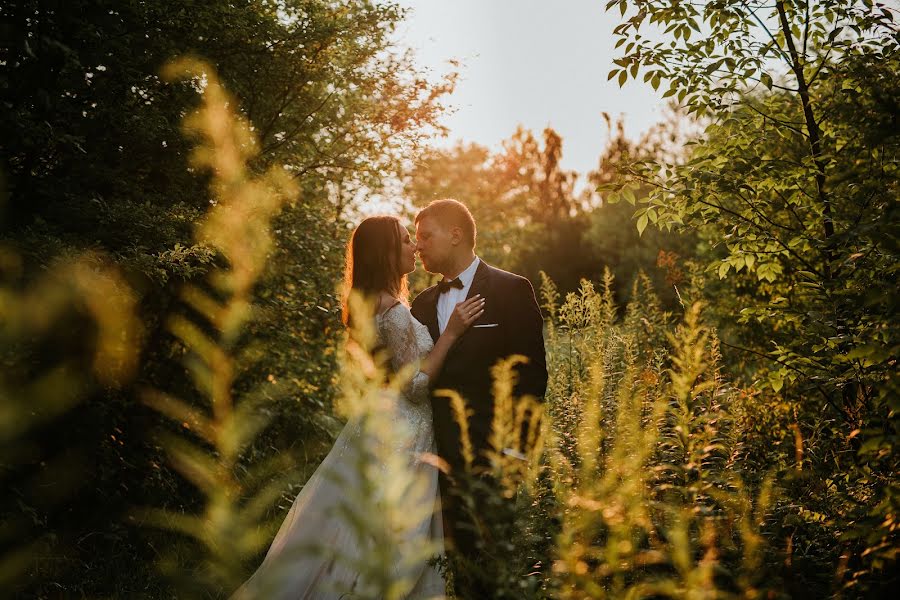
[415,199,477,248]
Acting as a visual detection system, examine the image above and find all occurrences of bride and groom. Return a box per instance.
[233,199,548,599]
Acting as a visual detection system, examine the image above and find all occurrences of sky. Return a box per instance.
[390,0,667,177]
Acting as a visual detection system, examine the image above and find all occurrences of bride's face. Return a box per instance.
[397,222,417,275]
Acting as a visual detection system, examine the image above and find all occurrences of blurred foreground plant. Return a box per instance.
[132,59,442,599]
[0,242,141,588]
[132,57,300,595]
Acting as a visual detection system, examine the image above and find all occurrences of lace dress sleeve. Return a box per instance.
[377,304,431,404]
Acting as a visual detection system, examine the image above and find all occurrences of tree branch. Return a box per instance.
[694,195,825,277]
[739,0,794,66]
[776,0,835,280]
[734,188,798,233]
[741,99,807,137]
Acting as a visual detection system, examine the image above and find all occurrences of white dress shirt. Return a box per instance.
[436,256,480,334]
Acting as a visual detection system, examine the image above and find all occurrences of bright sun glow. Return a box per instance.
[391,0,666,176]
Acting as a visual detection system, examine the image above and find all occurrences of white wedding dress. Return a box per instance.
[232,302,445,600]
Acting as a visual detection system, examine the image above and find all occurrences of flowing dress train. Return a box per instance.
[231,303,445,599]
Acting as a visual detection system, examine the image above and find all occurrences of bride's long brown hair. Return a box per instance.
[341,215,409,327]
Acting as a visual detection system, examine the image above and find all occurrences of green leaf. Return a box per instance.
[636,214,649,236]
[745,254,755,269]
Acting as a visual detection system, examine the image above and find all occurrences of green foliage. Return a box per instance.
[0,248,141,591]
[3,0,897,596]
[543,274,780,598]
[606,0,899,591]
[1,1,452,595]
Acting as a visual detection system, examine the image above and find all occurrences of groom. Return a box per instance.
[411,199,548,591]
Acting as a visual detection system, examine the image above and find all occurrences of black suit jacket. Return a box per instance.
[411,260,548,470]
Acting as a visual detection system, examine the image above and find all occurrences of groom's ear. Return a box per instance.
[449,225,463,246]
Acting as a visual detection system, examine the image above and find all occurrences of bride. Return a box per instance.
[231,216,485,599]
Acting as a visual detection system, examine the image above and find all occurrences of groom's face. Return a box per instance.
[415,216,455,275]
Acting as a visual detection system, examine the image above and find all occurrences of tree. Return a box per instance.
[606,0,899,592]
[0,1,451,595]
[405,121,695,303]
[406,127,596,291]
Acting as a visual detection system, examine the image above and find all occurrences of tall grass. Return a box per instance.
[441,270,783,598]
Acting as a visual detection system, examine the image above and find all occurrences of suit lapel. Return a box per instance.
[454,260,494,344]
[466,259,492,302]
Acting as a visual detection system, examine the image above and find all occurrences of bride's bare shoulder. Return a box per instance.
[376,292,403,318]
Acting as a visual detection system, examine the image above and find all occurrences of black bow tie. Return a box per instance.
[437,277,464,294]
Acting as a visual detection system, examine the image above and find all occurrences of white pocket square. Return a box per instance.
[472,323,499,328]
